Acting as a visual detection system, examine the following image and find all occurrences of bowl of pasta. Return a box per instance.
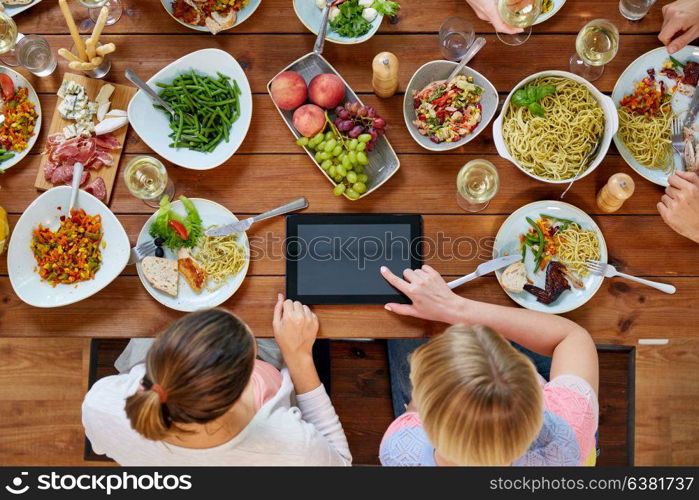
[492,70,618,184]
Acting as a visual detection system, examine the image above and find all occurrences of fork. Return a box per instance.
[127,240,157,266]
[585,259,676,294]
[671,117,685,156]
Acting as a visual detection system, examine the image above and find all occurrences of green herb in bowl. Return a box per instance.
[511,84,557,117]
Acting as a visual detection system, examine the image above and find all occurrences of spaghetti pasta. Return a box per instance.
[194,229,247,292]
[502,76,605,181]
[617,103,673,172]
[555,224,600,278]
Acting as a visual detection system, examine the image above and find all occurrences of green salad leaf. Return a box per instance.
[148,195,203,251]
[372,0,401,16]
[511,84,557,117]
[331,0,372,38]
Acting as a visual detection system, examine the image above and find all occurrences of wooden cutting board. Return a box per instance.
[34,73,136,204]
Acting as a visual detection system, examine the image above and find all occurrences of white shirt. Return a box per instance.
[82,364,352,466]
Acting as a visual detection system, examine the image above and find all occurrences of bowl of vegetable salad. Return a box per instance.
[293,0,399,45]
[127,49,252,170]
[0,66,41,171]
[403,60,498,151]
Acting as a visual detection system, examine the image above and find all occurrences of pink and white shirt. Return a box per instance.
[380,374,598,466]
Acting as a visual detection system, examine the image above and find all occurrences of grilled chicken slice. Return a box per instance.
[177,248,206,294]
[524,262,571,305]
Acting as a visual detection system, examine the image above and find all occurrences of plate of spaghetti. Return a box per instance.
[161,0,261,34]
[612,45,699,186]
[493,71,617,185]
[493,200,607,314]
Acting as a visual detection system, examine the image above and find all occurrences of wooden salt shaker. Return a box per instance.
[372,52,399,98]
[596,173,635,213]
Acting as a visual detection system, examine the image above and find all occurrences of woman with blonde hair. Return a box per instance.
[378,265,598,466]
[82,295,351,466]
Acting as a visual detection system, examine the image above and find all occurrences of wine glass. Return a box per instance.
[78,0,123,30]
[496,0,542,46]
[456,159,500,212]
[569,19,619,82]
[0,6,18,66]
[124,156,176,208]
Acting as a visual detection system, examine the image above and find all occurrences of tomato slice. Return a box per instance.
[0,74,14,101]
[168,220,188,240]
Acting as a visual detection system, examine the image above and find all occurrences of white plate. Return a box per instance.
[159,0,261,32]
[293,0,382,45]
[493,200,608,314]
[127,48,252,170]
[0,65,42,171]
[612,45,699,187]
[4,0,42,17]
[7,186,130,308]
[403,60,498,152]
[136,198,250,312]
[534,0,566,25]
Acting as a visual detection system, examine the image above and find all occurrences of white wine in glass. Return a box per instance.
[496,0,542,46]
[0,8,18,66]
[124,156,175,208]
[456,159,500,212]
[570,19,619,82]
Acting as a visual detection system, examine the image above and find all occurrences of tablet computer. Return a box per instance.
[286,214,423,305]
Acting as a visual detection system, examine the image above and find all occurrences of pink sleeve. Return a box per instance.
[250,360,283,410]
[543,375,599,461]
[382,412,422,439]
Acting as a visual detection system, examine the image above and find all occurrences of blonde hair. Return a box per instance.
[124,309,255,441]
[410,325,543,465]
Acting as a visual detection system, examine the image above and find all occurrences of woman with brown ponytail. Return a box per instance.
[81,295,351,466]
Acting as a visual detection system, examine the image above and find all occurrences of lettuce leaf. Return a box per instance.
[372,0,400,16]
[148,195,202,250]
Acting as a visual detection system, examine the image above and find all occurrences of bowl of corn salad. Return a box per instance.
[0,66,41,171]
[8,186,130,308]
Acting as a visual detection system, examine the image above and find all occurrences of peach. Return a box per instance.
[308,74,346,109]
[270,71,308,111]
[293,104,327,137]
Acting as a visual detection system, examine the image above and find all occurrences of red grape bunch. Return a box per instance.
[333,102,387,151]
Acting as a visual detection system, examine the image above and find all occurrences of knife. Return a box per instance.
[447,254,522,290]
[205,198,308,237]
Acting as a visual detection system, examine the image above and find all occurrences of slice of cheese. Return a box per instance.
[95,83,115,105]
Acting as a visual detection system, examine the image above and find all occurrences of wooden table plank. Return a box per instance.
[12,34,663,95]
[15,0,672,36]
[2,214,693,277]
[0,276,695,343]
[3,153,668,216]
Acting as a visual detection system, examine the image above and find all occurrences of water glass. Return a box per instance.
[619,0,656,21]
[439,17,475,61]
[15,35,57,77]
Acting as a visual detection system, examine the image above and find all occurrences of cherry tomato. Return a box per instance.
[0,74,14,101]
[168,220,188,240]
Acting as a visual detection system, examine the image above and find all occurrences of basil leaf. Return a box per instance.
[512,89,530,107]
[528,102,545,117]
[533,85,556,101]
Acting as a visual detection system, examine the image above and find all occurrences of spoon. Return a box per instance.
[124,68,176,119]
[51,162,83,231]
[439,37,486,85]
[313,0,339,55]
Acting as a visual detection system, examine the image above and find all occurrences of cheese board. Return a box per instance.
[34,73,136,204]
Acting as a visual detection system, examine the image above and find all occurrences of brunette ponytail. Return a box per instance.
[125,309,255,441]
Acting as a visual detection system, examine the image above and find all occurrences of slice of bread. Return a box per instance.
[501,261,528,293]
[142,256,178,297]
[177,248,206,294]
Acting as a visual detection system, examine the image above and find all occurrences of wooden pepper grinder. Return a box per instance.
[596,173,635,213]
[372,52,399,98]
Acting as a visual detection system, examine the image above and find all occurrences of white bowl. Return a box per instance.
[492,70,618,184]
[159,0,261,32]
[127,48,252,170]
[292,0,382,45]
[7,186,130,308]
[0,65,42,171]
[403,60,498,152]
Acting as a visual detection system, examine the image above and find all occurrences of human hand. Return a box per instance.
[465,0,525,35]
[659,0,699,54]
[658,171,699,243]
[380,265,467,324]
[272,294,319,364]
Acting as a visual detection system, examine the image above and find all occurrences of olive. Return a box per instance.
[154,237,165,247]
[155,247,165,258]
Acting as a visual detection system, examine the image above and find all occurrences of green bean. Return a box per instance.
[539,214,574,225]
[526,217,545,273]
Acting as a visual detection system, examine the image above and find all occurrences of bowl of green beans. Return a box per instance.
[127,49,252,170]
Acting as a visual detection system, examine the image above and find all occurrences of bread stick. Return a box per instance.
[90,56,104,67]
[90,6,109,48]
[58,48,82,63]
[86,38,97,60]
[58,0,87,61]
[96,43,116,56]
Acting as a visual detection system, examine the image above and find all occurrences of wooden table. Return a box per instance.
[1,0,696,345]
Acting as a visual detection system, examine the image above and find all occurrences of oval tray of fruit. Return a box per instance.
[267,53,400,200]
